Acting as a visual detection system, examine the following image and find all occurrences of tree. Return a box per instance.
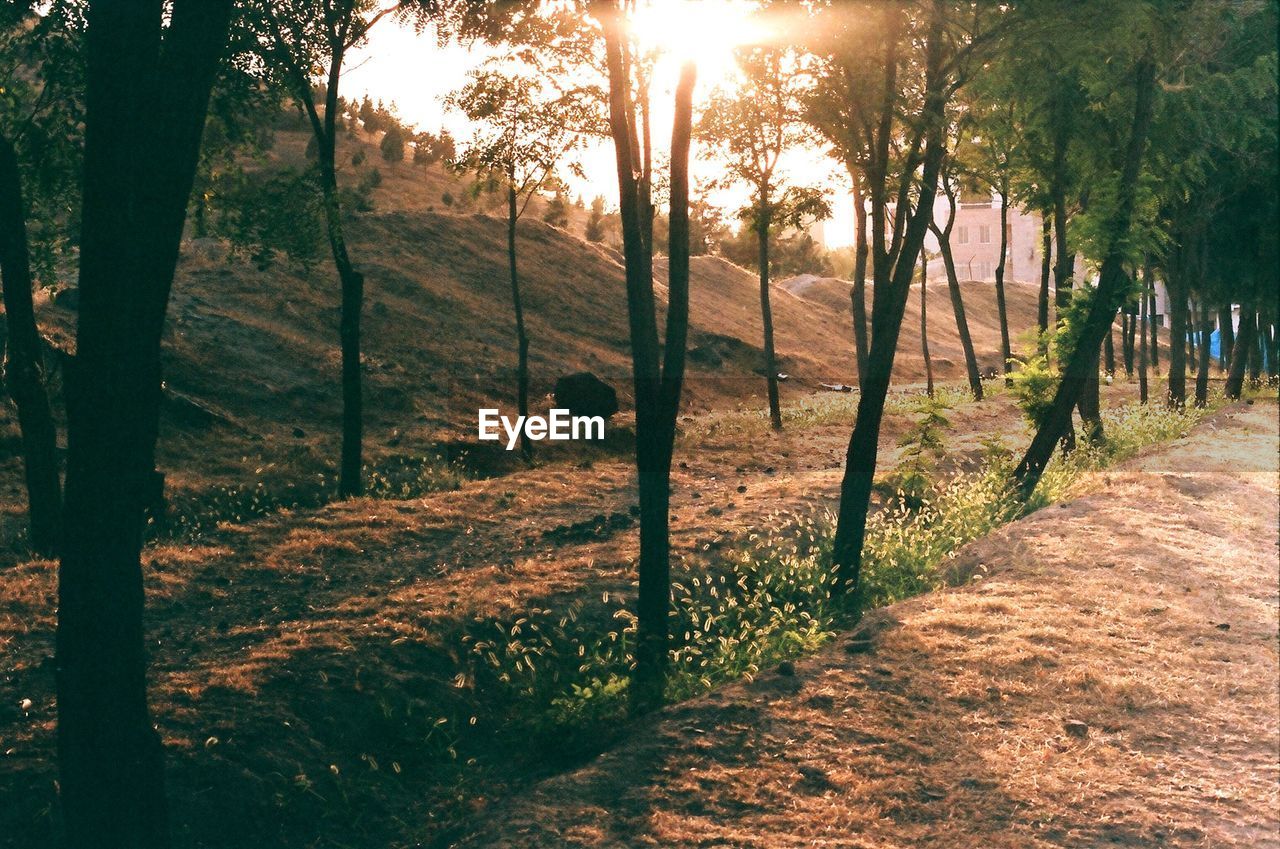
[251,0,456,497]
[928,154,985,400]
[1013,0,1177,494]
[380,122,406,161]
[542,186,571,228]
[448,68,589,459]
[0,3,81,556]
[589,0,695,714]
[585,194,608,242]
[701,45,830,430]
[920,251,934,397]
[55,1,233,844]
[827,0,980,604]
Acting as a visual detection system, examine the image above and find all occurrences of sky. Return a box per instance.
[341,1,858,247]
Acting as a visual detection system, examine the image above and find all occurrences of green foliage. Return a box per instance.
[215,167,326,271]
[875,396,952,511]
[454,396,1209,754]
[541,190,569,228]
[379,125,406,162]
[157,454,468,542]
[584,195,607,242]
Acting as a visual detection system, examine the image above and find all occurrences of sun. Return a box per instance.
[628,0,771,88]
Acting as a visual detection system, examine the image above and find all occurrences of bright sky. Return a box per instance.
[342,1,856,247]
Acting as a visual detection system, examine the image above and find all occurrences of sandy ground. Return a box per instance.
[458,402,1280,849]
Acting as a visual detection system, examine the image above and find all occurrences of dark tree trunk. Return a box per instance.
[316,136,364,497]
[1014,56,1155,498]
[1225,301,1255,398]
[1138,270,1149,403]
[1121,306,1136,376]
[1194,305,1212,407]
[1248,310,1263,382]
[850,169,869,384]
[599,5,694,715]
[1218,306,1234,374]
[831,1,947,603]
[0,132,62,555]
[1165,272,1188,407]
[758,213,782,430]
[1267,315,1277,378]
[994,186,1012,383]
[1037,215,1051,341]
[295,39,365,498]
[920,252,933,397]
[1187,302,1197,374]
[507,184,532,460]
[1149,286,1160,377]
[930,185,982,401]
[1103,322,1115,376]
[1051,177,1072,319]
[57,2,231,846]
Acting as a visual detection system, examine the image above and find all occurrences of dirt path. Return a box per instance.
[459,402,1280,849]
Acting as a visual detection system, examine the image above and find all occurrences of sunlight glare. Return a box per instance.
[629,0,769,85]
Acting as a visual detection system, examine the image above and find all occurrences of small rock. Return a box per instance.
[1064,719,1089,739]
[1215,622,1230,631]
[292,427,306,438]
[736,485,747,493]
[843,639,874,655]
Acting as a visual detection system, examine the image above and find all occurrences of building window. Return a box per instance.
[958,226,969,245]
[979,224,991,243]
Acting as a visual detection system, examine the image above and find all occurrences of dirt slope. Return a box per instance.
[459,402,1280,849]
[2,125,1068,531]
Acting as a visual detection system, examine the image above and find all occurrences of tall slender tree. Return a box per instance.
[448,68,590,460]
[701,46,829,430]
[928,155,984,400]
[590,0,696,713]
[252,0,454,497]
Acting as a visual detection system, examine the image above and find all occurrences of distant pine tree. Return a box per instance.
[585,195,607,242]
[543,190,569,227]
[380,124,405,162]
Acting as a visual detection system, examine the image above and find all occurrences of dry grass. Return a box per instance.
[459,402,1279,849]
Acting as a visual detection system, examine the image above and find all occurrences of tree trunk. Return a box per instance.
[994,186,1012,383]
[758,214,782,430]
[831,1,947,603]
[1103,322,1115,375]
[1014,56,1155,498]
[1187,302,1197,375]
[57,2,231,845]
[1051,178,1071,320]
[315,152,364,498]
[1037,214,1051,341]
[850,169,869,384]
[1138,270,1149,404]
[1165,272,1188,407]
[598,4,694,714]
[930,188,982,400]
[1121,306,1136,376]
[1194,305,1211,407]
[0,132,62,556]
[920,252,934,397]
[1247,310,1263,382]
[1225,301,1255,398]
[507,184,532,460]
[1148,274,1160,375]
[1218,306,1234,375]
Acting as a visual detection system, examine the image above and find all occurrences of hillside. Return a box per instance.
[0,127,1140,541]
